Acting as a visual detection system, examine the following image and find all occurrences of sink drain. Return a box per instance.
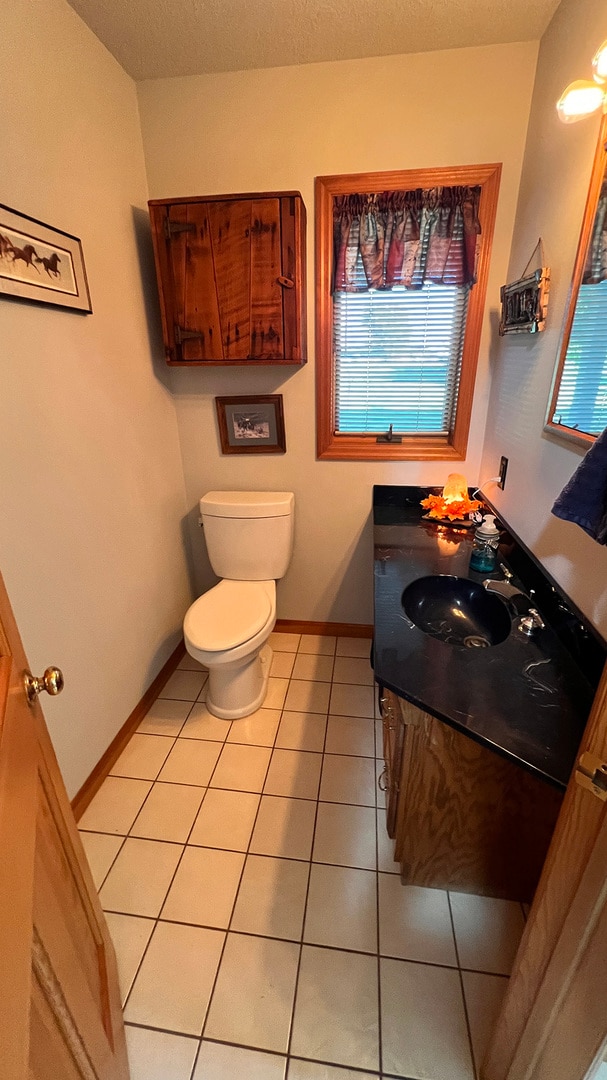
[464,634,491,649]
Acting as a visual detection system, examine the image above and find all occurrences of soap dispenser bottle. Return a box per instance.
[469,514,500,572]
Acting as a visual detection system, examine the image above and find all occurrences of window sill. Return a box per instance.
[317,433,467,461]
[543,421,596,450]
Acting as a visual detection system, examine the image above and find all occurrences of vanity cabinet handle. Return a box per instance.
[378,766,389,791]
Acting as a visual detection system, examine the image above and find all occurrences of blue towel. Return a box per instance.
[552,426,607,544]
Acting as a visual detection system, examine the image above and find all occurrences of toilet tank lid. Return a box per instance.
[200,491,294,518]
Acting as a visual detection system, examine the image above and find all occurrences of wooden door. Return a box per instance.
[484,665,607,1080]
[0,571,129,1080]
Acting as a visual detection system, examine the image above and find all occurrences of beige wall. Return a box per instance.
[137,42,538,623]
[0,0,191,796]
[480,0,607,638]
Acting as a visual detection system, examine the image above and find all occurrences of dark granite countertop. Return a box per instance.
[373,485,605,790]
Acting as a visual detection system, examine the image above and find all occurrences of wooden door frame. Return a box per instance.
[484,665,607,1080]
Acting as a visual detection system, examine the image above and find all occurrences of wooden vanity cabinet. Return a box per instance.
[148,191,307,366]
[380,689,563,902]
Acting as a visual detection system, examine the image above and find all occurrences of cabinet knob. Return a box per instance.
[277,275,295,289]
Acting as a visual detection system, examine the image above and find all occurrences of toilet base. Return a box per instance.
[205,643,273,719]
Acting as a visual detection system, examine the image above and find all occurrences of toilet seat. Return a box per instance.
[184,579,273,653]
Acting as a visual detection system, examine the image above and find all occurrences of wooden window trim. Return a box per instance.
[315,164,502,461]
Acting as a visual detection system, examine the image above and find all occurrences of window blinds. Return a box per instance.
[552,280,607,436]
[333,282,469,435]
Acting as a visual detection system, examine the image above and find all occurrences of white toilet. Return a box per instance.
[183,491,295,719]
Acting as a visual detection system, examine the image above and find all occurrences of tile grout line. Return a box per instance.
[283,634,336,1078]
[125,1022,388,1079]
[120,685,228,1030]
[447,890,479,1080]
[132,640,379,1072]
[87,694,205,895]
[193,641,303,1075]
[92,835,128,895]
[190,633,359,1073]
[99,904,497,972]
[123,693,202,827]
[108,747,381,774]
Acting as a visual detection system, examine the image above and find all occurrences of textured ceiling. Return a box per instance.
[66,0,560,81]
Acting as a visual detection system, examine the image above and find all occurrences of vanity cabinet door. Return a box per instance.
[393,708,563,901]
[148,192,306,366]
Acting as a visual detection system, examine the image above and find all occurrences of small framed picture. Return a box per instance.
[215,395,286,454]
[0,204,91,313]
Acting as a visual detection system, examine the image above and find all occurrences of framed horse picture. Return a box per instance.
[0,204,91,312]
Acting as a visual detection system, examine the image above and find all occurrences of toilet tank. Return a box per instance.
[200,491,295,581]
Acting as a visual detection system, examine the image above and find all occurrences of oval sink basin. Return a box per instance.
[402,575,511,648]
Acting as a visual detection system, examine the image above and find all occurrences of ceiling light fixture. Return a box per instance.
[557,40,607,123]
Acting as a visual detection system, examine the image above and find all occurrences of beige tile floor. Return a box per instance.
[79,632,525,1080]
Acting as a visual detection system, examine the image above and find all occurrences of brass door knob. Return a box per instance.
[24,667,64,703]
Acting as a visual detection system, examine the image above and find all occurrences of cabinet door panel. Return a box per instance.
[280,196,305,363]
[209,200,251,361]
[395,714,562,900]
[164,203,188,358]
[180,204,223,361]
[249,199,284,359]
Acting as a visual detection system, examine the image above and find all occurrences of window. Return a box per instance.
[547,117,607,446]
[315,166,502,460]
[551,279,607,436]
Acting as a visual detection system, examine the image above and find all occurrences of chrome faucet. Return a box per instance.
[483,578,528,602]
[483,564,529,603]
[483,565,545,633]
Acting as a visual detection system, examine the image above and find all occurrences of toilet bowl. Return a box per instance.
[184,579,276,719]
[182,491,294,719]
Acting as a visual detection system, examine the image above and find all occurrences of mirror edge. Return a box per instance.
[545,111,607,446]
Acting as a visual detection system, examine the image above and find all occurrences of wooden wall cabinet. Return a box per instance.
[148,191,307,366]
[379,688,563,902]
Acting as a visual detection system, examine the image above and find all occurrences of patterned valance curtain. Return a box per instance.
[333,186,481,293]
[583,178,607,285]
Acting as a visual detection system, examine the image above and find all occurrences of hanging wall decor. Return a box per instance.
[499,240,550,335]
[0,204,92,312]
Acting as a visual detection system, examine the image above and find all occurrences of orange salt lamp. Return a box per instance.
[420,473,481,522]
